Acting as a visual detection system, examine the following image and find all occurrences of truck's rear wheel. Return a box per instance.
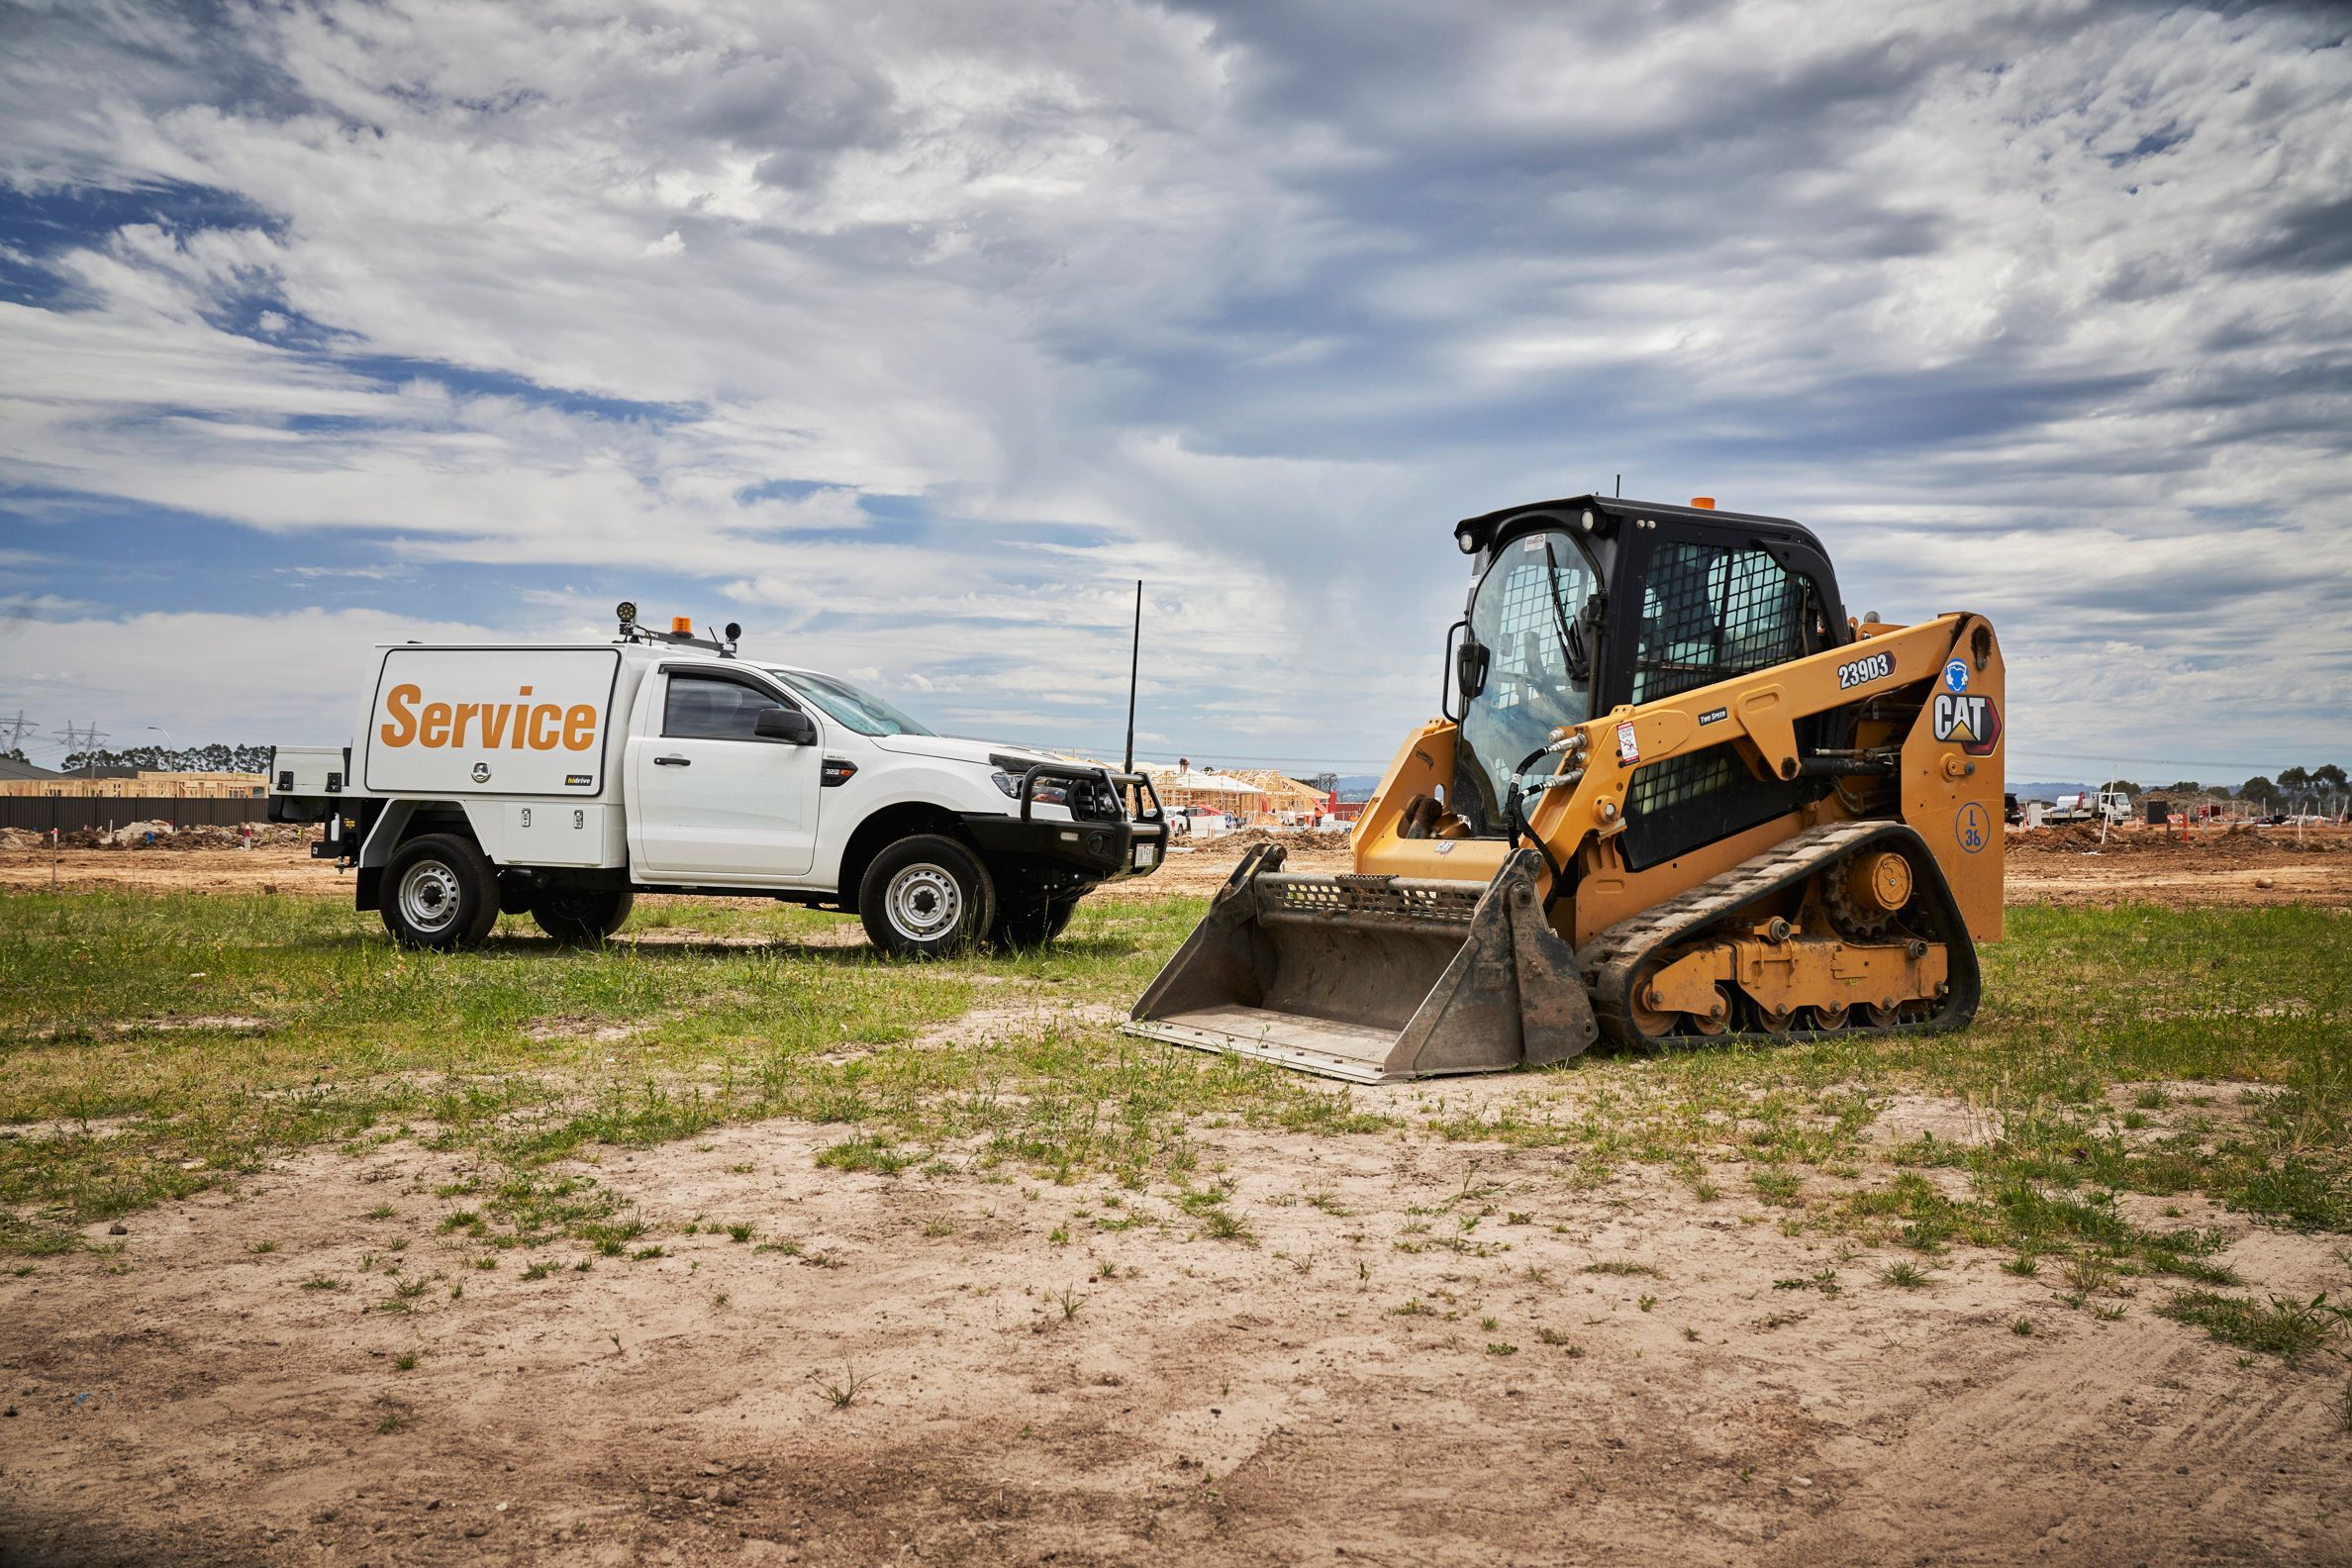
[859,835,995,958]
[535,888,634,946]
[991,893,1079,950]
[381,833,501,950]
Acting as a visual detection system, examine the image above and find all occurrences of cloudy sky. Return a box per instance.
[1,0,2347,784]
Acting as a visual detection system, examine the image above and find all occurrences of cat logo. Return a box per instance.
[1931,692,2002,756]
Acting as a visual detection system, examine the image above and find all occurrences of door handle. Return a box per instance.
[654,755,691,767]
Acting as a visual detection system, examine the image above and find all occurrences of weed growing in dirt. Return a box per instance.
[726,1223,754,1243]
[392,1349,418,1370]
[1584,1260,1658,1277]
[1880,1261,1932,1288]
[810,1366,871,1410]
[247,1240,276,1254]
[1053,1287,1084,1321]
[2157,1291,2347,1365]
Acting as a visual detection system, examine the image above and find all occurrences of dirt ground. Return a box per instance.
[6,1079,2347,1567]
[6,822,2348,907]
[6,824,2351,1564]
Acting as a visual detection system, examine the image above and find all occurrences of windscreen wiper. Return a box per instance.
[1542,541,1592,684]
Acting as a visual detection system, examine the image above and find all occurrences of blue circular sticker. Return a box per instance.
[1944,659,1969,693]
[1955,801,1992,855]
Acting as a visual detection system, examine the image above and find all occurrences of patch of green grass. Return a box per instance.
[1583,1259,1658,1277]
[1880,1261,1931,1289]
[2158,1290,2347,1365]
[2,894,2346,1275]
[816,1134,913,1174]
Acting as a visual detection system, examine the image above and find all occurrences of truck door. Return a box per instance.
[627,666,823,881]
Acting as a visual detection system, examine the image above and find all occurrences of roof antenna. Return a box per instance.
[1615,473,1621,497]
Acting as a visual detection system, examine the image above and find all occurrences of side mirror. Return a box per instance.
[1455,636,1491,703]
[754,707,817,745]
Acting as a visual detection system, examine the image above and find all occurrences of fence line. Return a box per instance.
[0,798,279,833]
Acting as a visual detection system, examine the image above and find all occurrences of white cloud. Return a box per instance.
[0,0,2345,777]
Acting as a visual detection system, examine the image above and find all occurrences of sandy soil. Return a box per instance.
[7,833,2351,1562]
[7,824,2347,908]
[6,1083,2347,1568]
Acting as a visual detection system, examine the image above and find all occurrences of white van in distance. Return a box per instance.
[269,605,1166,955]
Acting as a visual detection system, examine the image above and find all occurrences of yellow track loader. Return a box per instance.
[1127,494,2004,1082]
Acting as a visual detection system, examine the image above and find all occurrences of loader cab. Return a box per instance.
[1449,495,1851,869]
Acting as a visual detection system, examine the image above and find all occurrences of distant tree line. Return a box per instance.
[2117,763,2347,811]
[58,743,273,774]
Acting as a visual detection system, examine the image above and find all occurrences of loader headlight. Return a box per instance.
[1579,510,1596,532]
[1456,532,1478,554]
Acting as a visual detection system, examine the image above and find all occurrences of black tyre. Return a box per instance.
[858,834,995,958]
[990,893,1080,950]
[534,887,635,946]
[497,871,539,917]
[381,833,501,950]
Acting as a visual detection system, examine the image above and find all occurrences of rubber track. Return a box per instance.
[1574,821,1982,1049]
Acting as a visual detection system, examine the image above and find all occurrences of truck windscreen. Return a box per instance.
[769,670,935,737]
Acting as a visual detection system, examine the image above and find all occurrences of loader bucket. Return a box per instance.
[1123,845,1598,1084]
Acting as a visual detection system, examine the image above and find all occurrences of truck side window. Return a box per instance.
[663,674,793,741]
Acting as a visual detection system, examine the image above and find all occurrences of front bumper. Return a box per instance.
[963,762,1168,883]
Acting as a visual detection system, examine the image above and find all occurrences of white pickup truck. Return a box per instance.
[2045,788,2133,826]
[268,606,1166,955]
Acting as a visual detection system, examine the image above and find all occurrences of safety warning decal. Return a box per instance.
[1931,692,2002,756]
[1944,658,1969,693]
[1617,721,1640,765]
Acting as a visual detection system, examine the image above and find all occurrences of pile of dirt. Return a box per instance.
[2009,824,2344,859]
[1212,827,1348,853]
[27,822,311,851]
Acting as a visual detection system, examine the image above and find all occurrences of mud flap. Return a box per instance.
[1123,845,1598,1084]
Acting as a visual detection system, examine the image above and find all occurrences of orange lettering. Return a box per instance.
[379,684,421,746]
[562,705,596,750]
[482,704,512,747]
[529,704,561,749]
[420,703,452,747]
[452,702,479,747]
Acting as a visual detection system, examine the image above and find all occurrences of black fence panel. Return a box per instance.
[0,797,275,833]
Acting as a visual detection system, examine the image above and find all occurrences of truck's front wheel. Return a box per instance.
[381,833,501,950]
[535,888,635,946]
[859,835,996,958]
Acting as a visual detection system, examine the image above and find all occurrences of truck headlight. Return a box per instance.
[992,771,1067,805]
